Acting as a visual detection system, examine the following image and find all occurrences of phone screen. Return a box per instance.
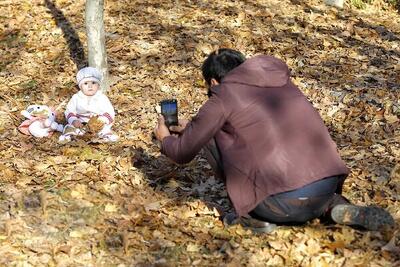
[160,99,178,127]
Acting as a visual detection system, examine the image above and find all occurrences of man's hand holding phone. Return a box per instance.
[169,119,190,133]
[154,115,171,141]
[155,98,190,141]
[155,99,190,141]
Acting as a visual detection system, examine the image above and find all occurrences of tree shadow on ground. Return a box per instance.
[44,0,86,69]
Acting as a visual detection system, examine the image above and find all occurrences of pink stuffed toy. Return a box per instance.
[18,104,64,138]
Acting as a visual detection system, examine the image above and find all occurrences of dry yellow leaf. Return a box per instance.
[104,203,118,213]
[186,243,200,252]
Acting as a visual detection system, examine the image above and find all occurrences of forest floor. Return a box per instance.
[0,0,399,266]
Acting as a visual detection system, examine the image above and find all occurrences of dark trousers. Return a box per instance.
[204,139,348,224]
[249,176,348,224]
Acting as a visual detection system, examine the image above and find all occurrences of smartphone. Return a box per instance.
[160,99,178,127]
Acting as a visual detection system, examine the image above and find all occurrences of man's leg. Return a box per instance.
[251,176,395,231]
[203,141,395,231]
[205,142,346,230]
[203,139,276,233]
[319,176,395,231]
[250,176,341,224]
[203,138,225,181]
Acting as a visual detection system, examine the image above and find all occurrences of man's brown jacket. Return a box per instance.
[162,55,349,216]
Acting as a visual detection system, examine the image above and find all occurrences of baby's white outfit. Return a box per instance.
[59,90,118,142]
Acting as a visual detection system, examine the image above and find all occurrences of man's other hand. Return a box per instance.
[169,119,190,133]
[154,115,171,141]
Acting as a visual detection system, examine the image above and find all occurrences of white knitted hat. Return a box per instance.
[76,67,102,88]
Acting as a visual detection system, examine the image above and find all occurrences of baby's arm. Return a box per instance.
[98,95,115,125]
[65,95,80,125]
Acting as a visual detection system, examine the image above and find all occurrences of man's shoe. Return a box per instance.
[223,213,277,233]
[331,204,395,231]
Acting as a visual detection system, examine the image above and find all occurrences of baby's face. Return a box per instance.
[81,81,100,96]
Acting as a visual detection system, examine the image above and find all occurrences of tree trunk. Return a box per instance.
[85,0,109,92]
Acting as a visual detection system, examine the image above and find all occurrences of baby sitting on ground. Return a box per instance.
[59,67,118,143]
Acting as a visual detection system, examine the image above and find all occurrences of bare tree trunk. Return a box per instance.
[85,0,109,92]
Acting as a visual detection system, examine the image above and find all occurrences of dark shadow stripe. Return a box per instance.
[44,0,86,68]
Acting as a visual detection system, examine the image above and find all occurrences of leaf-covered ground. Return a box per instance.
[0,0,399,266]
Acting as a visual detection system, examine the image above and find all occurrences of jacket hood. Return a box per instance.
[222,55,290,88]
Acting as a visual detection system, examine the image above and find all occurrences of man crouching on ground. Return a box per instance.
[154,48,395,233]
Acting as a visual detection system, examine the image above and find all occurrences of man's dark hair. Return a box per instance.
[201,48,246,86]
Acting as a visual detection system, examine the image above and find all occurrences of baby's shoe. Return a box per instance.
[64,125,85,136]
[100,133,119,142]
[58,134,71,144]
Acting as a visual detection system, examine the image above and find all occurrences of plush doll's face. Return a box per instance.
[25,105,55,120]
